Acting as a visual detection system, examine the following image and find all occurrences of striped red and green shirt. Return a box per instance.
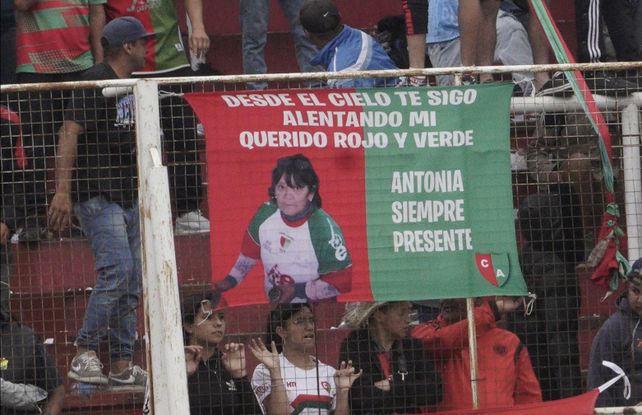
[105,0,189,74]
[16,0,104,74]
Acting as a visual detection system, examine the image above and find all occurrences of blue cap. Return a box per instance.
[102,16,155,47]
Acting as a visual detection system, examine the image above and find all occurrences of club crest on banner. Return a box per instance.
[475,252,510,287]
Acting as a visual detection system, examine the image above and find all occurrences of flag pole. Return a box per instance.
[452,71,480,410]
[466,297,480,409]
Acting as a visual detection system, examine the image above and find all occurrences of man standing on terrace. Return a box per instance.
[105,0,211,235]
[47,16,152,387]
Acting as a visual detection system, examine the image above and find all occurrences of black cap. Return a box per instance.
[300,0,341,34]
[627,258,642,288]
[102,16,155,48]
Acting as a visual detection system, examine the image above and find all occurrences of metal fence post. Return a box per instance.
[621,103,641,260]
[135,79,189,415]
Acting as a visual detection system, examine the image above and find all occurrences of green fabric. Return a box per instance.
[360,84,527,300]
[147,0,189,72]
[307,208,352,275]
[247,202,278,244]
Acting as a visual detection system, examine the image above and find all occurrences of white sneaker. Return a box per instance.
[175,210,210,235]
[68,351,109,385]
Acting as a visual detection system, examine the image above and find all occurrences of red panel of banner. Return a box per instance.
[431,389,598,415]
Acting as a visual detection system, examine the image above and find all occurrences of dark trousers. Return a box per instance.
[13,71,90,227]
[135,67,204,215]
[575,0,642,62]
[0,26,16,85]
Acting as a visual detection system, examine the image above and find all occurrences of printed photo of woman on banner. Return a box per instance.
[213,154,353,304]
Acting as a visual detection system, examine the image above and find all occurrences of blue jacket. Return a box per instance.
[310,25,397,88]
[587,295,642,407]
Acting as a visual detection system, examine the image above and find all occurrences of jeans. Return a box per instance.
[240,0,321,90]
[73,196,141,361]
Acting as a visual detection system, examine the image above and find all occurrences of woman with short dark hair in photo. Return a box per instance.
[249,303,361,415]
[214,154,352,303]
[181,293,261,415]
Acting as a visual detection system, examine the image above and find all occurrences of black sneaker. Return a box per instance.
[461,74,477,85]
[513,80,535,97]
[585,71,638,97]
[625,69,642,90]
[536,72,573,97]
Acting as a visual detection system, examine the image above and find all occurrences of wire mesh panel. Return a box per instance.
[2,84,148,414]
[1,63,641,414]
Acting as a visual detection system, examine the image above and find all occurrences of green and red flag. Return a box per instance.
[184,84,527,306]
[529,0,630,293]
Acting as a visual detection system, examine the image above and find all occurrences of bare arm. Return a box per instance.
[406,34,426,69]
[0,222,8,245]
[13,0,38,12]
[262,382,289,415]
[248,339,289,415]
[89,3,105,63]
[48,120,82,232]
[221,343,247,379]
[333,388,350,415]
[184,345,204,376]
[43,385,65,415]
[184,0,209,58]
[332,361,361,415]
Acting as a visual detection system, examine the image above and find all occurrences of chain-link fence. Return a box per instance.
[1,63,641,414]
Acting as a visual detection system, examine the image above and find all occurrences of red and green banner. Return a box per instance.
[184,84,527,306]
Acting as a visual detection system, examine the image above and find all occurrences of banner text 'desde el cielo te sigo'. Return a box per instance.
[184,84,527,306]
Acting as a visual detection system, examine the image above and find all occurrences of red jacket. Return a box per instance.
[412,302,542,411]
